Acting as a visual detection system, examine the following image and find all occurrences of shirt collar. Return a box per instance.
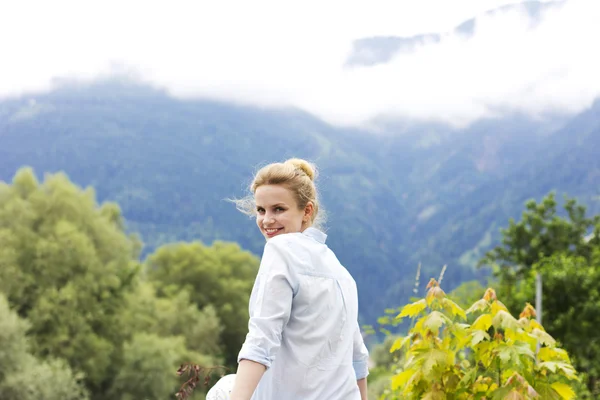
[302,227,327,244]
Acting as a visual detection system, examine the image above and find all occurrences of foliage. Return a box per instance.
[0,357,90,400]
[107,333,195,400]
[478,192,600,395]
[0,294,29,382]
[368,335,403,400]
[0,293,89,400]
[383,279,579,399]
[448,280,489,309]
[0,168,241,399]
[146,241,259,365]
[479,193,600,302]
[0,168,141,394]
[501,252,600,396]
[119,281,223,359]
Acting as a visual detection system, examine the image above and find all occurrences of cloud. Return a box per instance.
[1,0,598,128]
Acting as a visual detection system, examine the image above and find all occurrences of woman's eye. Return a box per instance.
[275,207,285,212]
[256,208,265,214]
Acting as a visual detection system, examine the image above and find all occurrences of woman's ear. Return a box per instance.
[304,202,314,222]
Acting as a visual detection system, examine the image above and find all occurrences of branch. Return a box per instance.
[175,363,229,399]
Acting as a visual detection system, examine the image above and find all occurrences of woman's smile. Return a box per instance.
[264,227,284,237]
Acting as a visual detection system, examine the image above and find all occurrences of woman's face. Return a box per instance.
[255,184,312,240]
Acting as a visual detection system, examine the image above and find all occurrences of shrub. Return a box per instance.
[383,278,579,399]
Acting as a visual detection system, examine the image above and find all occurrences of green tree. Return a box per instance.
[478,192,600,395]
[0,294,89,400]
[478,192,599,278]
[0,168,140,397]
[0,294,28,383]
[509,252,600,396]
[367,335,402,400]
[0,167,247,399]
[119,281,223,359]
[108,333,194,400]
[146,241,259,365]
[478,192,599,314]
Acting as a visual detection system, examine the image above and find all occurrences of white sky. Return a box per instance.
[1,0,599,127]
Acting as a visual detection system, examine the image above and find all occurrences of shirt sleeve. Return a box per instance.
[352,320,370,379]
[237,239,297,369]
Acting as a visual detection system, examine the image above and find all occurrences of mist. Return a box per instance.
[1,0,598,128]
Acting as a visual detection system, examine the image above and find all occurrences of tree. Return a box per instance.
[0,168,249,399]
[478,192,599,313]
[146,241,259,365]
[0,168,140,397]
[478,192,600,276]
[119,281,223,359]
[108,333,191,400]
[510,252,600,396]
[0,294,89,400]
[367,335,402,400]
[478,192,600,395]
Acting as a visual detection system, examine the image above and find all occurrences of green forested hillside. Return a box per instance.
[1,80,599,322]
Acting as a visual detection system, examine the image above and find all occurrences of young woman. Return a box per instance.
[225,158,369,400]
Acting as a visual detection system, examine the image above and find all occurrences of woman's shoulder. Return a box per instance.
[263,232,324,260]
[264,232,306,251]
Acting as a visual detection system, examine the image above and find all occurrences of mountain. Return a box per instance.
[1,79,598,324]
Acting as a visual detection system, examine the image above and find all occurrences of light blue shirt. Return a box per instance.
[238,227,369,400]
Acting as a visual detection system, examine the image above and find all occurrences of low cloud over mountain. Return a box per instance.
[1,0,598,127]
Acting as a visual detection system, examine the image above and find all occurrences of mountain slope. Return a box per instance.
[1,80,598,323]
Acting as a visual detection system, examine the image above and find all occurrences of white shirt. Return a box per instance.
[238,227,369,400]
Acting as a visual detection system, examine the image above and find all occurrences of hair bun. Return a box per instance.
[285,158,316,181]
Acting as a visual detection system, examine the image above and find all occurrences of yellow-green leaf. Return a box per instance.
[423,311,449,332]
[391,369,415,390]
[504,389,525,399]
[538,362,578,380]
[420,348,449,375]
[472,313,492,331]
[442,298,467,320]
[422,389,445,400]
[529,319,545,331]
[538,347,570,362]
[529,328,556,346]
[491,300,509,316]
[470,329,490,346]
[397,299,427,319]
[492,310,520,331]
[390,336,409,353]
[551,382,576,400]
[466,298,489,314]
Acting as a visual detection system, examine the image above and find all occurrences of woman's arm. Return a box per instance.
[357,377,368,400]
[231,240,296,400]
[230,359,266,400]
[353,320,370,400]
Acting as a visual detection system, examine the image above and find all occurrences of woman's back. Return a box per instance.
[238,228,367,400]
[229,158,368,400]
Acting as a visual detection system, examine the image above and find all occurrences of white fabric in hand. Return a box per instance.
[206,374,236,400]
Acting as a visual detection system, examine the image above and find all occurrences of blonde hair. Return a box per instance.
[234,158,325,228]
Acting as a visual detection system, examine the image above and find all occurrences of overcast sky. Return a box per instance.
[1,0,598,127]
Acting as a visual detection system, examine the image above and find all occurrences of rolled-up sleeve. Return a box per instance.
[238,240,296,369]
[352,321,370,379]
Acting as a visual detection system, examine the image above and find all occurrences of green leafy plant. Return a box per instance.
[385,278,579,399]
